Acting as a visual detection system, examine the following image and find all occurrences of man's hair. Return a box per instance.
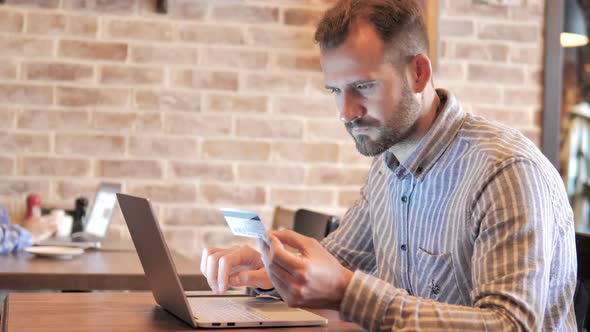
[314,0,429,66]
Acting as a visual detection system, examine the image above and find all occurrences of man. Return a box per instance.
[201,0,577,330]
[0,205,57,255]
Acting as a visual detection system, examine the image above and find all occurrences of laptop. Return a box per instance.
[117,193,328,329]
[39,183,121,249]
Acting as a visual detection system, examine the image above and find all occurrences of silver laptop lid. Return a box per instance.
[117,193,196,328]
[84,183,121,238]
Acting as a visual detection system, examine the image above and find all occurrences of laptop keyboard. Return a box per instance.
[191,299,269,322]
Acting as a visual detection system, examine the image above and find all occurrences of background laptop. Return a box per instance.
[117,193,328,329]
[39,183,121,249]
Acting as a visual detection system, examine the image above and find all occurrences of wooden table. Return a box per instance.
[0,243,208,291]
[1,292,364,332]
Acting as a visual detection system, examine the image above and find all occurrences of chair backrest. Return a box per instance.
[575,232,590,330]
[293,209,339,241]
[271,206,295,231]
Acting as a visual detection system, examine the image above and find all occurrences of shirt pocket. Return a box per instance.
[413,247,460,302]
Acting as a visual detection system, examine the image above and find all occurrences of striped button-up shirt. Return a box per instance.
[322,89,577,331]
[0,206,32,254]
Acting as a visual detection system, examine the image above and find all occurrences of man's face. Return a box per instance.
[320,21,421,156]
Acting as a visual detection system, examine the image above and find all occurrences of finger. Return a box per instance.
[206,250,229,293]
[200,247,224,276]
[271,230,315,254]
[267,233,304,271]
[229,268,273,289]
[268,269,301,307]
[262,238,305,283]
[217,247,262,293]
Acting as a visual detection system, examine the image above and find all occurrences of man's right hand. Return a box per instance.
[200,245,273,294]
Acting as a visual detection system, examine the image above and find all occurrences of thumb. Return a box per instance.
[271,229,311,253]
[229,268,272,289]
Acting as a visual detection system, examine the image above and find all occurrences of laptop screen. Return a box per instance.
[85,183,121,238]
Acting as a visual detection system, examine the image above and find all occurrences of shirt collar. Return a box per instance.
[382,89,465,180]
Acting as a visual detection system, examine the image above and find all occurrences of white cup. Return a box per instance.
[56,214,73,238]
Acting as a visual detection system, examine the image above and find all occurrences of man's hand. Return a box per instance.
[22,216,57,244]
[261,230,353,310]
[200,245,273,294]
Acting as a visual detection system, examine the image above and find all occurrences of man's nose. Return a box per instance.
[339,92,366,123]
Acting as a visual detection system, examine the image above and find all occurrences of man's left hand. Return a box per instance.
[261,230,353,310]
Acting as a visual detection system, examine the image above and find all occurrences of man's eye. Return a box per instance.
[356,83,375,90]
[327,87,340,94]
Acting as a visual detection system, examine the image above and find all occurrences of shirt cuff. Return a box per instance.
[340,270,405,332]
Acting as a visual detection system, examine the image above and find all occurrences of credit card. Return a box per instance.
[220,208,270,245]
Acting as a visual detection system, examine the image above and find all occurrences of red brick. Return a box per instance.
[57,87,128,107]
[504,88,542,107]
[338,189,362,207]
[130,45,199,65]
[446,0,509,18]
[447,84,502,105]
[509,3,543,22]
[56,134,125,156]
[129,136,198,159]
[269,188,333,206]
[0,10,23,33]
[164,113,231,136]
[273,96,335,117]
[107,19,173,41]
[205,93,267,113]
[178,24,244,45]
[166,0,208,20]
[453,42,509,62]
[339,143,373,164]
[26,13,98,37]
[4,0,59,8]
[436,62,465,81]
[276,53,321,71]
[236,117,303,139]
[91,112,138,132]
[135,89,200,112]
[246,27,315,49]
[273,142,339,163]
[24,62,94,82]
[212,4,279,24]
[21,157,90,176]
[475,107,533,125]
[169,161,233,181]
[163,207,226,226]
[100,65,164,85]
[237,164,304,184]
[467,64,524,85]
[200,184,265,205]
[18,109,89,130]
[0,108,16,129]
[0,132,50,153]
[306,119,349,141]
[0,157,14,175]
[0,180,50,197]
[172,69,238,91]
[135,113,163,132]
[307,75,333,97]
[0,60,18,80]
[0,84,53,105]
[439,19,474,37]
[163,228,202,259]
[478,23,538,43]
[0,35,54,58]
[64,0,135,14]
[520,128,540,147]
[201,228,254,254]
[54,180,100,202]
[202,140,270,161]
[202,48,268,69]
[284,8,323,26]
[510,46,542,66]
[59,40,127,61]
[243,73,306,94]
[97,159,163,179]
[129,183,197,203]
[307,167,368,186]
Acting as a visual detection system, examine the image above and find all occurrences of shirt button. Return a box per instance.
[400,244,407,251]
[401,195,408,203]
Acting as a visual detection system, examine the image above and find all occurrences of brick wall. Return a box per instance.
[0,0,545,258]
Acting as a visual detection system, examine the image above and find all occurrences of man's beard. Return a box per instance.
[345,85,421,157]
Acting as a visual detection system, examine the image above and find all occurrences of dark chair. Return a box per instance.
[293,209,339,241]
[575,232,590,331]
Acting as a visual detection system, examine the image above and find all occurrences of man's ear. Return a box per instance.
[406,53,432,93]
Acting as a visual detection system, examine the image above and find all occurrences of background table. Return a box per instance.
[1,292,364,332]
[0,243,207,291]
